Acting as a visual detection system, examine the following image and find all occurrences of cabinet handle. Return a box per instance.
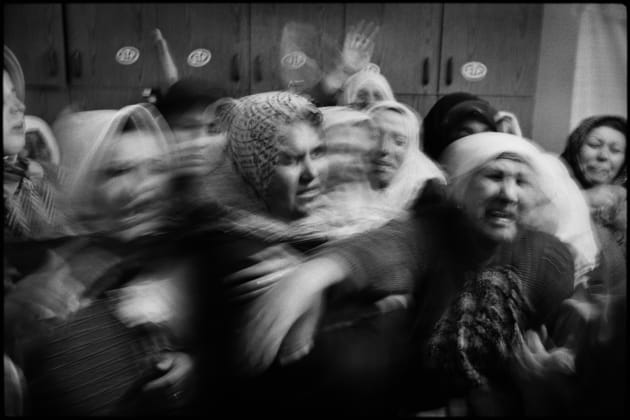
[47,49,58,77]
[71,50,82,79]
[446,57,453,86]
[231,54,240,82]
[422,58,429,86]
[254,55,263,83]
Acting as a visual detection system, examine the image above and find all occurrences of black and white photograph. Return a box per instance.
[4,2,626,416]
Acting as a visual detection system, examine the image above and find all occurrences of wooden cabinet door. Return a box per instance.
[439,4,543,96]
[65,4,158,89]
[250,3,345,94]
[345,3,442,95]
[155,4,250,98]
[4,4,67,87]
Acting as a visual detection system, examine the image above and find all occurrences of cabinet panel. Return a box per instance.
[156,4,250,98]
[395,94,440,121]
[345,3,442,95]
[65,4,158,88]
[439,4,543,96]
[24,88,71,125]
[68,87,145,113]
[4,4,67,87]
[250,3,345,94]
[483,95,534,139]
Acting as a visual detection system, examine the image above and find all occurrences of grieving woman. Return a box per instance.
[265,132,600,415]
[365,100,445,211]
[9,104,203,415]
[560,115,626,251]
[339,70,395,109]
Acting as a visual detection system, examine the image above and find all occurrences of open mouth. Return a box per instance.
[485,209,517,225]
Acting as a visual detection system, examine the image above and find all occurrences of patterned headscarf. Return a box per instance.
[422,92,498,162]
[339,70,395,108]
[225,91,322,199]
[428,267,531,391]
[560,115,627,188]
[366,101,446,211]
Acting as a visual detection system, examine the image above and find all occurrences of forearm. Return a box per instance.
[310,218,422,297]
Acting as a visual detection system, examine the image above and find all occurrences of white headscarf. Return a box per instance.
[53,104,173,234]
[366,101,446,211]
[340,71,395,107]
[441,132,600,287]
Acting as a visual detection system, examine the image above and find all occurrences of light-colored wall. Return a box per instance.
[532,4,583,154]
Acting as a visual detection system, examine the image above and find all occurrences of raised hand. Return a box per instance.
[341,20,380,74]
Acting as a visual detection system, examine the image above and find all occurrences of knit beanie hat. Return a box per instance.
[225,91,322,198]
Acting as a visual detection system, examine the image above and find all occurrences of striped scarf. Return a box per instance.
[4,155,65,240]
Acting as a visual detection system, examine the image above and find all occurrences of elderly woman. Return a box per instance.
[560,115,626,251]
[262,132,580,414]
[8,104,203,415]
[339,70,395,110]
[162,92,425,415]
[3,46,69,242]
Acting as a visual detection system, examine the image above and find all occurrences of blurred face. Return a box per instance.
[354,81,387,110]
[169,105,217,144]
[461,157,538,243]
[92,131,170,238]
[3,70,26,156]
[578,126,626,186]
[446,118,492,144]
[266,121,327,220]
[369,110,411,189]
[324,122,373,184]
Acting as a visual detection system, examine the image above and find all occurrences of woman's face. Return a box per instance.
[578,125,626,186]
[446,118,492,144]
[266,121,327,220]
[354,80,387,110]
[3,70,26,156]
[92,131,170,237]
[324,123,373,184]
[369,109,411,189]
[461,157,538,243]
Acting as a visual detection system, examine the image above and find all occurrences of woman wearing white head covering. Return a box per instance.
[339,70,395,109]
[441,132,599,288]
[15,104,201,416]
[365,100,445,212]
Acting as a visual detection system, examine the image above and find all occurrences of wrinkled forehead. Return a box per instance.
[478,153,536,176]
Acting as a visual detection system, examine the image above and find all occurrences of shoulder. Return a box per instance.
[518,227,574,270]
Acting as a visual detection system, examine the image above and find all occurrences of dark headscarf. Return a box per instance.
[422,92,498,162]
[155,77,227,125]
[560,115,627,189]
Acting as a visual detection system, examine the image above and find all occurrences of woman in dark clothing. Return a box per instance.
[421,92,499,161]
[560,115,626,252]
[253,132,584,415]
